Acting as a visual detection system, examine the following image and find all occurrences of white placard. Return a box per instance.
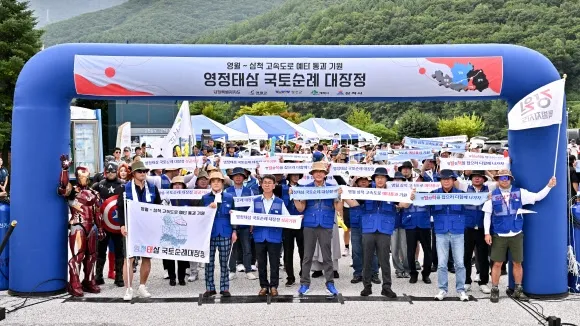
[230,211,302,229]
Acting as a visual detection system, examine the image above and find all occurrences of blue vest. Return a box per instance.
[430,187,466,234]
[491,188,523,235]
[349,204,364,229]
[281,184,301,216]
[226,185,253,228]
[160,174,171,190]
[244,177,259,195]
[422,171,439,182]
[361,187,397,235]
[401,204,431,229]
[202,192,235,238]
[124,182,156,203]
[302,182,335,229]
[464,185,489,229]
[252,197,284,243]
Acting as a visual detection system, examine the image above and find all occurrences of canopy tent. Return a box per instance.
[191,115,248,141]
[226,115,286,140]
[250,115,321,140]
[329,119,380,143]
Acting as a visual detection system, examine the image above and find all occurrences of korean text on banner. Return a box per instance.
[421,135,468,143]
[385,149,434,162]
[230,211,302,230]
[439,156,509,171]
[413,192,489,206]
[126,201,216,263]
[159,188,211,200]
[275,153,313,162]
[140,156,203,170]
[386,182,440,192]
[508,78,565,130]
[258,162,311,175]
[403,137,466,152]
[233,195,260,208]
[340,186,412,203]
[331,163,391,177]
[220,157,277,170]
[290,186,339,200]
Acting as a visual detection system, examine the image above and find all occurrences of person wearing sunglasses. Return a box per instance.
[116,160,162,301]
[483,170,557,303]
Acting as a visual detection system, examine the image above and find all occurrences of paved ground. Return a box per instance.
[1,229,579,326]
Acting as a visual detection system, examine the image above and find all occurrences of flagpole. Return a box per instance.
[553,74,568,177]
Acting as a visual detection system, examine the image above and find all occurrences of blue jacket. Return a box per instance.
[160,174,171,190]
[252,197,284,243]
[281,184,301,216]
[226,185,253,228]
[361,187,397,235]
[430,187,466,234]
[491,188,523,235]
[401,204,431,229]
[464,185,489,229]
[203,191,235,238]
[125,181,157,203]
[349,203,364,229]
[302,182,336,229]
[244,177,260,195]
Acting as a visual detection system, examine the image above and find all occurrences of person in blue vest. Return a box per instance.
[226,167,256,280]
[281,172,305,287]
[483,169,556,303]
[202,170,238,298]
[420,157,438,182]
[400,172,433,285]
[224,144,239,158]
[117,160,162,301]
[165,176,193,286]
[430,169,469,302]
[246,174,291,296]
[292,161,342,296]
[455,170,492,294]
[342,167,413,298]
[347,175,380,285]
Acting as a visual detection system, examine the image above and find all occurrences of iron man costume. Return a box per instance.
[58,154,105,297]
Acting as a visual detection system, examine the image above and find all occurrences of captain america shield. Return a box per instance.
[101,195,121,233]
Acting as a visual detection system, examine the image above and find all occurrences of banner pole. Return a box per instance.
[553,121,562,177]
[124,192,131,290]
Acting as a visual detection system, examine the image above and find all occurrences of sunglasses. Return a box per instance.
[497,176,511,181]
[134,170,148,174]
[106,170,117,174]
[115,151,120,154]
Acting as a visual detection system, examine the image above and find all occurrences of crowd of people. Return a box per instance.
[86,137,556,303]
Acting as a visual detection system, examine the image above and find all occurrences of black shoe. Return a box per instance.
[220,291,231,297]
[333,271,340,279]
[312,271,323,278]
[169,279,176,286]
[490,287,500,303]
[114,279,125,287]
[95,277,105,285]
[409,274,418,284]
[285,280,295,287]
[360,286,372,296]
[501,269,507,276]
[422,276,432,284]
[448,266,456,274]
[350,276,363,284]
[203,290,217,298]
[431,265,437,272]
[381,288,397,298]
[371,274,381,284]
[179,279,186,286]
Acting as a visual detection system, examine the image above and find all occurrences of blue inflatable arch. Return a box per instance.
[11,44,567,297]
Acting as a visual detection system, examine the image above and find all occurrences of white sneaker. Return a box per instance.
[163,270,169,280]
[236,264,245,272]
[246,272,257,280]
[435,290,447,301]
[342,248,349,257]
[229,272,237,280]
[465,284,471,292]
[473,273,480,282]
[138,284,151,298]
[185,268,191,276]
[459,291,469,302]
[123,288,133,301]
[188,273,198,282]
[480,284,491,294]
[251,265,258,271]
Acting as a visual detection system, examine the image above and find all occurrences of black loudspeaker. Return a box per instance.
[202,129,212,146]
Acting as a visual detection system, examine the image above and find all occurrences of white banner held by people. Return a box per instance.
[275,153,313,162]
[159,188,211,200]
[230,211,302,230]
[421,135,468,143]
[386,182,440,192]
[331,163,392,177]
[340,186,412,203]
[290,186,339,200]
[140,156,203,170]
[508,78,565,130]
[258,162,311,175]
[220,157,277,170]
[126,201,216,263]
[438,156,510,171]
[233,195,260,208]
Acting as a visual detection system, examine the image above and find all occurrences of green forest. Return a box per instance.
[42,0,580,140]
[41,0,286,46]
[28,0,126,27]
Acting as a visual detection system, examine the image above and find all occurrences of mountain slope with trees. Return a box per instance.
[28,0,127,27]
[41,0,287,46]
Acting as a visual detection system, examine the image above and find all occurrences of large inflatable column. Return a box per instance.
[9,49,71,294]
[507,98,568,298]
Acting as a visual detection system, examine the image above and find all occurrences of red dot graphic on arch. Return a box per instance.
[418,67,426,75]
[105,67,116,78]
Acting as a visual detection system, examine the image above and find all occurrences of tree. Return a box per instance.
[346,108,373,129]
[396,109,438,139]
[234,101,287,118]
[365,123,399,143]
[0,0,44,163]
[482,101,508,140]
[189,101,231,124]
[438,113,485,139]
[280,111,311,123]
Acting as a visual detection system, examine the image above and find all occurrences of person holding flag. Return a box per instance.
[483,170,556,302]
